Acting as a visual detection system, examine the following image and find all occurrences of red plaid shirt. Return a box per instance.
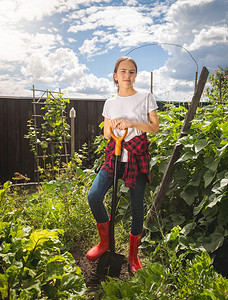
[101,133,150,189]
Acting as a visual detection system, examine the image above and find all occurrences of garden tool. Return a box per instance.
[96,126,128,278]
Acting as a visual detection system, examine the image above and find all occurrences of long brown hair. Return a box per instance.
[113,56,138,88]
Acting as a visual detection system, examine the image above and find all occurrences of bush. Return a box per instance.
[0,221,86,299]
[144,102,228,275]
[101,227,228,299]
[0,167,96,247]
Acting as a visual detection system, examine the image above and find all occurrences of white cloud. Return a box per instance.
[21,48,87,85]
[68,5,153,34]
[64,73,113,98]
[0,29,63,63]
[158,0,228,45]
[135,71,151,90]
[0,0,99,25]
[185,26,228,50]
[68,37,77,43]
[67,5,160,58]
[79,37,99,57]
[0,76,31,97]
[123,0,138,6]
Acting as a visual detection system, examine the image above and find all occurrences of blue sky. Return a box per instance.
[0,0,227,101]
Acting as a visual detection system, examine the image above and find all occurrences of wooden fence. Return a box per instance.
[0,96,105,184]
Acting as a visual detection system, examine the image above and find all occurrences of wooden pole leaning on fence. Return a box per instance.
[146,66,209,227]
[70,107,76,157]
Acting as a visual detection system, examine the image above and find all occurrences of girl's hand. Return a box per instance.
[116,119,133,130]
[110,118,121,129]
[104,118,132,139]
[110,118,133,130]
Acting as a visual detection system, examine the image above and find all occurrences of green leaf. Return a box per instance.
[3,181,12,189]
[220,120,228,138]
[26,229,59,251]
[60,270,86,293]
[220,178,228,188]
[181,222,196,235]
[208,186,226,208]
[204,169,216,188]
[194,139,209,153]
[205,157,220,172]
[164,226,181,242]
[171,214,186,226]
[174,168,189,180]
[176,151,195,163]
[193,197,208,216]
[180,186,198,206]
[209,226,225,252]
[217,143,228,158]
[5,265,19,285]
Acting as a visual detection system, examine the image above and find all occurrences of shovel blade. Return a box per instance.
[97,250,124,278]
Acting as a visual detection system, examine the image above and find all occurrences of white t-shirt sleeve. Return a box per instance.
[147,93,158,113]
[102,98,111,119]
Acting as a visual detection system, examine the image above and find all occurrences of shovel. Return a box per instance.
[96,126,128,278]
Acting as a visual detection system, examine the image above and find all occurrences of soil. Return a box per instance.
[71,244,131,299]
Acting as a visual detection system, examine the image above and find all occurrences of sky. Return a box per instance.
[0,0,227,102]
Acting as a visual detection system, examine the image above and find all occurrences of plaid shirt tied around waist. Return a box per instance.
[101,133,151,189]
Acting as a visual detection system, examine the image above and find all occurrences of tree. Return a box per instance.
[205,66,228,103]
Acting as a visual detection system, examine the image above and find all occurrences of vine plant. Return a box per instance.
[25,92,70,180]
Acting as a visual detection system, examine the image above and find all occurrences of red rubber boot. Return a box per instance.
[128,233,143,274]
[86,219,110,261]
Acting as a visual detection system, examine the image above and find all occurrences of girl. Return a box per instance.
[86,56,159,274]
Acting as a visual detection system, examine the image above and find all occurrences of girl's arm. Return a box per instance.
[103,110,159,140]
[104,117,111,139]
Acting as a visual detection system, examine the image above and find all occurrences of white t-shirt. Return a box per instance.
[102,91,158,162]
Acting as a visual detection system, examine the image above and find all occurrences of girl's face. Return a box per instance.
[113,60,137,90]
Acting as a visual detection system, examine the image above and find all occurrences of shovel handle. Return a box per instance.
[109,126,128,156]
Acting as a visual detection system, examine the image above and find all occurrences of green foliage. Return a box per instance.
[102,225,228,299]
[92,121,108,171]
[148,104,187,188]
[145,102,228,268]
[0,221,86,299]
[0,181,12,203]
[41,93,70,145]
[205,66,228,104]
[101,251,228,299]
[25,92,70,180]
[0,168,96,246]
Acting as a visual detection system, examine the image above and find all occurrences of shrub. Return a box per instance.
[101,226,228,299]
[0,221,86,299]
[144,102,228,275]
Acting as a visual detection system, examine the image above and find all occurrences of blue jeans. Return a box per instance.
[88,163,146,236]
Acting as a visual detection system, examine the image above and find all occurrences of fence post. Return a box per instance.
[70,107,76,157]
